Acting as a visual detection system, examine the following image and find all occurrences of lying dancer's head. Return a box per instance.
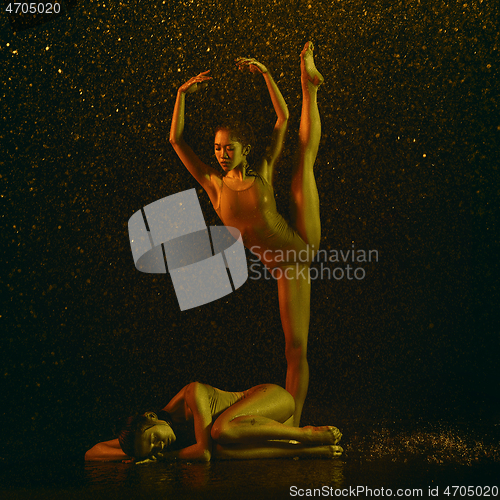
[214,121,254,172]
[118,411,176,459]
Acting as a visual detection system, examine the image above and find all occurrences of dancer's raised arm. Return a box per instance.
[169,71,220,202]
[236,58,289,183]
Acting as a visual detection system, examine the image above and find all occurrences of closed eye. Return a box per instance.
[152,434,164,450]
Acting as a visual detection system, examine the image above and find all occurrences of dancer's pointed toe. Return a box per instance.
[300,41,324,87]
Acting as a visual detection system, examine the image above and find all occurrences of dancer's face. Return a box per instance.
[134,413,176,459]
[214,129,250,172]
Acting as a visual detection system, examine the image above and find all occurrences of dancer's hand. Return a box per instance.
[154,450,179,461]
[179,71,212,94]
[236,57,268,74]
[134,456,157,465]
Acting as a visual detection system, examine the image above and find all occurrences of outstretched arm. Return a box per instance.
[85,438,130,461]
[169,72,220,204]
[236,58,289,183]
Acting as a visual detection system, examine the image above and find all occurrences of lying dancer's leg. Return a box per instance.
[210,384,341,445]
[277,42,323,426]
[214,442,343,460]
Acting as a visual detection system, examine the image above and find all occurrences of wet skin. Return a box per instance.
[214,129,250,177]
[134,420,176,459]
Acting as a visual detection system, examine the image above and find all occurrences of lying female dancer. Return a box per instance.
[85,382,342,462]
[169,42,323,426]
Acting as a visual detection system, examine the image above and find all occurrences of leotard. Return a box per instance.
[157,385,249,448]
[207,385,248,421]
[214,172,311,268]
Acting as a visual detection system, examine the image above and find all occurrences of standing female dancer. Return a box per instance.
[169,42,323,426]
[85,382,342,462]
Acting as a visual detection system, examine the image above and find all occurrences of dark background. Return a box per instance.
[1,0,498,464]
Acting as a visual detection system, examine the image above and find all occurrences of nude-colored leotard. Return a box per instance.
[214,172,311,268]
[207,385,248,420]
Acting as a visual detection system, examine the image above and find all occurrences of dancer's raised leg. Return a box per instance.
[290,41,323,249]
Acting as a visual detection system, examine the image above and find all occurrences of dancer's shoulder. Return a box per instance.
[252,160,273,186]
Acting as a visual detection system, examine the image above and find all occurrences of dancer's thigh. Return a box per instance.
[215,384,294,426]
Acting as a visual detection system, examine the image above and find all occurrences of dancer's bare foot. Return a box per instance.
[329,445,344,458]
[303,425,342,444]
[306,444,344,458]
[300,41,324,87]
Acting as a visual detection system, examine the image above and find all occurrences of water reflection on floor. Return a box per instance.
[2,421,499,499]
[84,459,345,499]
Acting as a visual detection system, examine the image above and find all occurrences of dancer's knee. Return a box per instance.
[283,388,296,416]
[211,418,231,442]
[285,341,308,366]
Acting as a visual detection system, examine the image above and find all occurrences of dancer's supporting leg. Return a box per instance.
[277,42,323,426]
[277,264,311,427]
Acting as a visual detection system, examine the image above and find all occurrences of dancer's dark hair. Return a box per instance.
[215,120,255,150]
[118,410,193,458]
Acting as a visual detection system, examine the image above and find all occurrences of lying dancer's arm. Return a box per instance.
[85,438,130,462]
[84,383,213,463]
[236,57,289,183]
[177,382,213,461]
[169,71,220,203]
[129,383,213,464]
